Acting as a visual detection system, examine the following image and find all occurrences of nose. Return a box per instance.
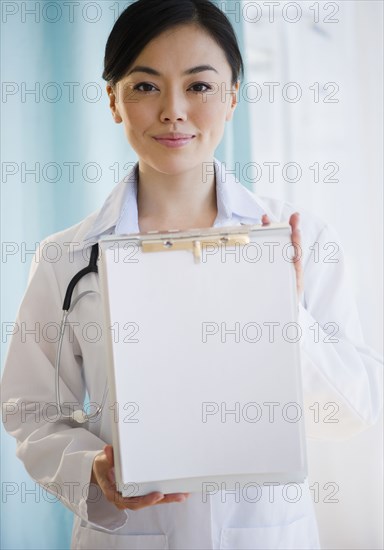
[159,90,187,123]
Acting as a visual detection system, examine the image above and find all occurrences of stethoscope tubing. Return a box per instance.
[54,244,109,424]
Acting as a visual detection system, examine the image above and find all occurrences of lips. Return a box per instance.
[152,133,195,148]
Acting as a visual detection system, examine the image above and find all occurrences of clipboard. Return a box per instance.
[99,224,307,496]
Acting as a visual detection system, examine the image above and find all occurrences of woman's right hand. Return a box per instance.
[91,444,190,510]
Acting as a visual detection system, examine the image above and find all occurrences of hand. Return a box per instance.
[91,444,190,510]
[262,212,303,297]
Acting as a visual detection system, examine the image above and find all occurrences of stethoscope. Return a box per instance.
[55,243,109,424]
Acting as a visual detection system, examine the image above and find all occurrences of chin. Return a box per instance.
[143,154,206,176]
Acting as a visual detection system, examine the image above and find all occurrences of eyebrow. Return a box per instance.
[126,64,218,77]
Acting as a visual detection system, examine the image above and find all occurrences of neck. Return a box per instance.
[137,160,218,232]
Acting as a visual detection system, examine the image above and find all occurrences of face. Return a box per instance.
[107,24,239,176]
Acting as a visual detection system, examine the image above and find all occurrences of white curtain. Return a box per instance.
[243,1,383,548]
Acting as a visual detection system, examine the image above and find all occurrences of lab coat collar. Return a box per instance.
[78,159,272,248]
[83,163,139,243]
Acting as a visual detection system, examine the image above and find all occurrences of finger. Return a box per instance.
[115,491,190,510]
[102,445,116,484]
[99,476,121,504]
[289,212,300,234]
[120,491,165,510]
[104,444,114,467]
[289,213,301,260]
[126,491,189,505]
[156,492,190,504]
[261,214,270,226]
[103,482,164,510]
[288,213,304,296]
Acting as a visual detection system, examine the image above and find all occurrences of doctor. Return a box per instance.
[2,0,382,548]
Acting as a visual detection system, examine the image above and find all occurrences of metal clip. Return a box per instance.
[141,234,250,263]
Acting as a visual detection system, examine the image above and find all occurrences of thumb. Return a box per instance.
[103,445,116,485]
[104,444,114,467]
[261,214,270,226]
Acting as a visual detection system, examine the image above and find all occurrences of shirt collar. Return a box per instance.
[81,159,273,245]
[213,159,270,225]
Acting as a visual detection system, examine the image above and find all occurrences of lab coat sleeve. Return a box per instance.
[298,224,383,439]
[1,242,129,531]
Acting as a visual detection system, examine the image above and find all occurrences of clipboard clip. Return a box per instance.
[141,234,250,263]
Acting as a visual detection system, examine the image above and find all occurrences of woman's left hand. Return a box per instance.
[262,212,303,298]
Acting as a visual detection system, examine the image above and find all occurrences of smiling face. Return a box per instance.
[107,24,238,176]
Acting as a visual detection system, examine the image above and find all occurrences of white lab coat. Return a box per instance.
[2,160,382,550]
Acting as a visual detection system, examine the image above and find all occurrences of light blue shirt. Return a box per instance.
[82,159,272,243]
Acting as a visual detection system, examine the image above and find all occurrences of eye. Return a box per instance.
[133,82,158,93]
[188,82,213,93]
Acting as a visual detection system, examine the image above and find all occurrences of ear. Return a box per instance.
[106,84,122,124]
[225,80,240,122]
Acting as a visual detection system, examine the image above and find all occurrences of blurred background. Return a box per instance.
[1,1,383,548]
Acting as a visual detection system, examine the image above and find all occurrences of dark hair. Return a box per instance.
[102,0,244,86]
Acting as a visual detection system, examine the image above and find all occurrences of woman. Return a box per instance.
[2,1,382,549]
